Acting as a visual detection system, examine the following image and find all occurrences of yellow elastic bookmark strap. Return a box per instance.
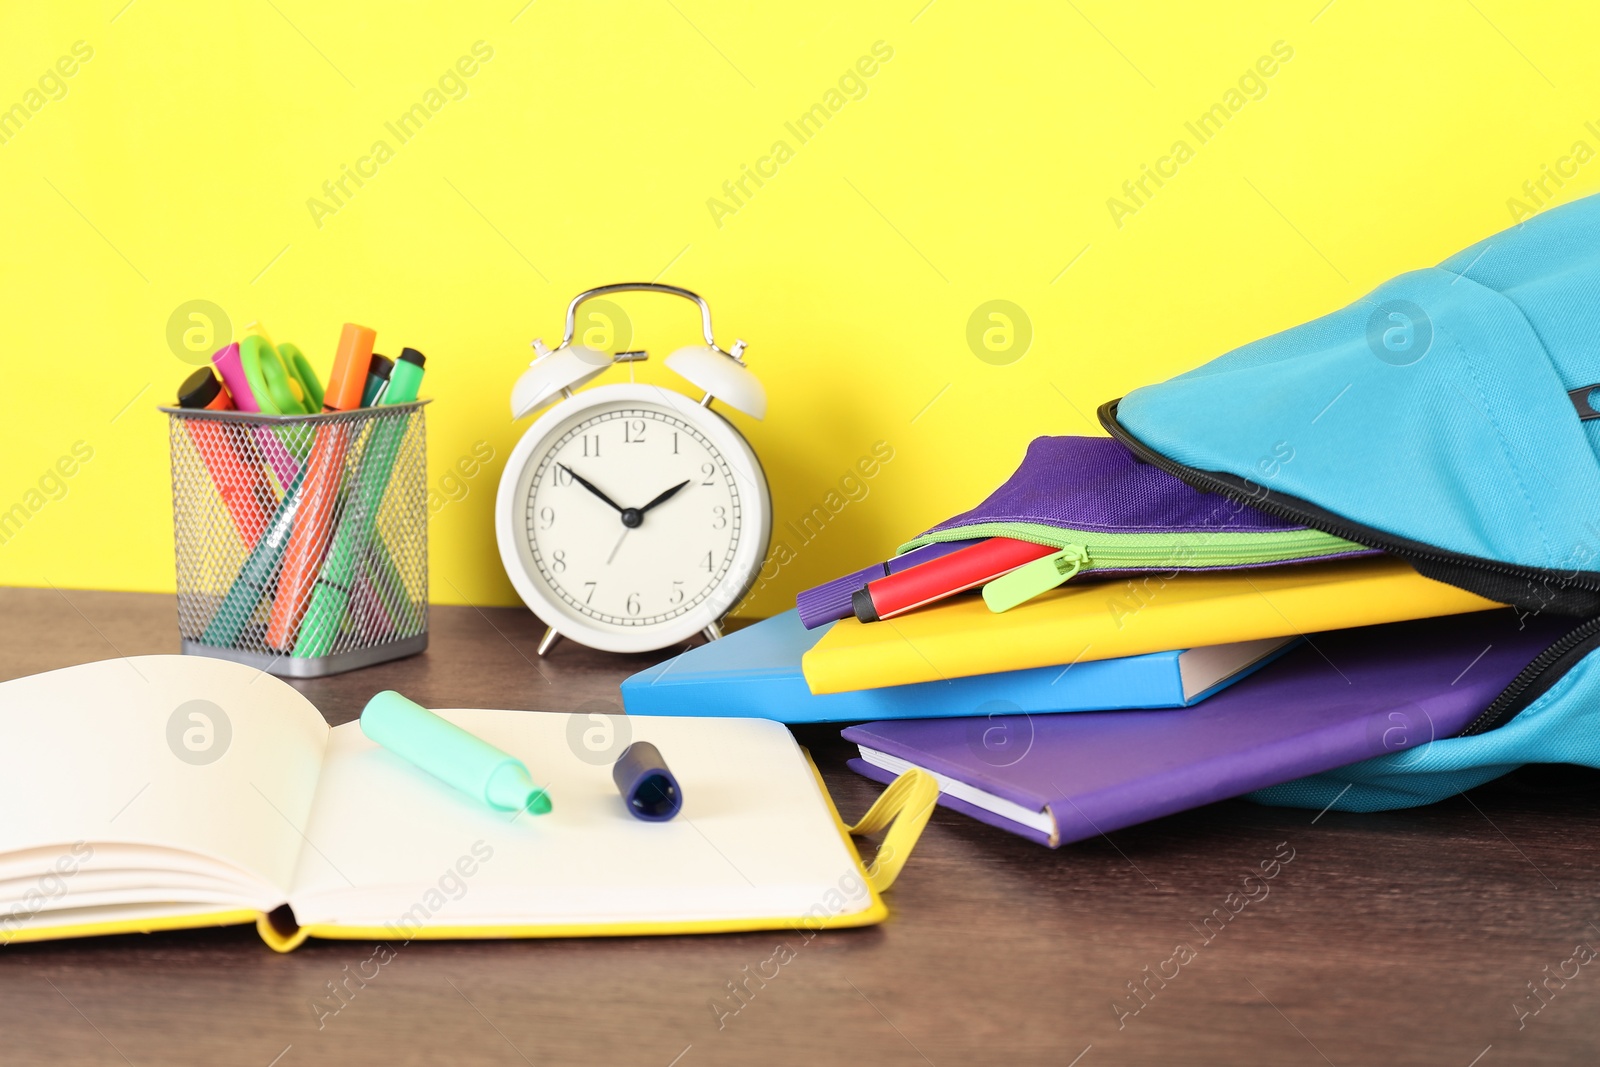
[257,907,311,953]
[846,768,939,893]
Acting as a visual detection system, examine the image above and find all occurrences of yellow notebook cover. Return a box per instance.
[0,656,937,951]
[802,556,1501,694]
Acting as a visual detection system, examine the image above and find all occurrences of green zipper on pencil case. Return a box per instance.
[898,522,1371,613]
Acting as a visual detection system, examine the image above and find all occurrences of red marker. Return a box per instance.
[852,538,1058,623]
[177,367,275,548]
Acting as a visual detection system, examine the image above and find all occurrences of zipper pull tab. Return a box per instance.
[982,545,1089,613]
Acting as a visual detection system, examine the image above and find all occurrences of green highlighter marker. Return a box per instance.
[361,691,552,814]
[292,349,425,658]
[201,463,309,646]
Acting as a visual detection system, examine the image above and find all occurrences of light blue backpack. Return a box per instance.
[1102,194,1600,811]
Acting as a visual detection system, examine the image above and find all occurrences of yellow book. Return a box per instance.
[802,556,1501,694]
[0,656,935,950]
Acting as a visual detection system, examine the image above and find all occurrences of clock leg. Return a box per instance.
[701,622,723,643]
[537,626,561,656]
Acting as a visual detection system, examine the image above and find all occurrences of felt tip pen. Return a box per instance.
[178,366,232,412]
[201,464,309,645]
[360,354,394,408]
[177,368,277,548]
[795,539,978,629]
[324,323,377,412]
[264,323,376,650]
[177,367,247,527]
[852,537,1059,623]
[292,349,426,659]
[211,343,259,413]
[210,341,301,484]
[361,691,551,814]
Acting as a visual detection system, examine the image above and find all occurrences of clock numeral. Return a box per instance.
[624,419,646,444]
[670,580,684,604]
[711,505,727,530]
[552,465,573,487]
[551,549,567,573]
[539,506,555,530]
[582,434,601,458]
[700,462,716,486]
[583,581,597,604]
[701,550,714,572]
[626,592,641,616]
[672,432,680,455]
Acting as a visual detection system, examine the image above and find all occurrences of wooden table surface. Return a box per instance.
[3,586,1599,1067]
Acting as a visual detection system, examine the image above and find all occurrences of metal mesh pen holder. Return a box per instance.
[164,401,429,678]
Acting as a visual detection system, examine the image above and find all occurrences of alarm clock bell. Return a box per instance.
[510,283,766,421]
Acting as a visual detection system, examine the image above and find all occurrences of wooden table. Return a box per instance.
[3,586,1599,1066]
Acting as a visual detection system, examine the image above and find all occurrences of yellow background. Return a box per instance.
[2,1,1597,619]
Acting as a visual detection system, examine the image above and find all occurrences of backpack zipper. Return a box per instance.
[1457,614,1600,736]
[1100,397,1600,740]
[1099,399,1600,618]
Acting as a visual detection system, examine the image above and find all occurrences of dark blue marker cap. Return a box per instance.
[611,741,682,821]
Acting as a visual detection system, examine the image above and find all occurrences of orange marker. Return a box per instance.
[264,323,376,650]
[323,323,377,411]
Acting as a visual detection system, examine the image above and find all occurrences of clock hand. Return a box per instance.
[635,479,692,516]
[605,528,629,565]
[558,464,625,513]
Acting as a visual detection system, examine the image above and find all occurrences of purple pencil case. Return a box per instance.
[797,436,1376,625]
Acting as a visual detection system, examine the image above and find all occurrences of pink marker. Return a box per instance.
[211,343,259,413]
[211,342,301,487]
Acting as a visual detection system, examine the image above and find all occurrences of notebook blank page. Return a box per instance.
[287,711,873,929]
[0,656,329,911]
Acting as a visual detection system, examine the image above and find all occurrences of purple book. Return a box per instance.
[843,611,1565,847]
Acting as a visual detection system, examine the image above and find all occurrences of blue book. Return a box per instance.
[621,609,1297,723]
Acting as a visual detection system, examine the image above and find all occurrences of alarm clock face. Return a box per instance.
[496,384,771,653]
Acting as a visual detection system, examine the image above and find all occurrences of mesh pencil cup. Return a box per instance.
[163,402,429,677]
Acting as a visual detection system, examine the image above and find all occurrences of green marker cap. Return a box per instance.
[382,347,426,406]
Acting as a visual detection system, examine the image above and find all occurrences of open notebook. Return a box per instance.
[0,656,931,950]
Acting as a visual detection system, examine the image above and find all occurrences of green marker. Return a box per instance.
[201,463,309,646]
[361,690,552,814]
[360,353,394,407]
[292,349,425,658]
[362,534,420,632]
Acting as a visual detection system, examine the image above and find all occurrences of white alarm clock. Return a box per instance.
[495,283,771,655]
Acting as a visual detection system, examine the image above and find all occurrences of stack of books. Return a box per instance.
[623,437,1553,847]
